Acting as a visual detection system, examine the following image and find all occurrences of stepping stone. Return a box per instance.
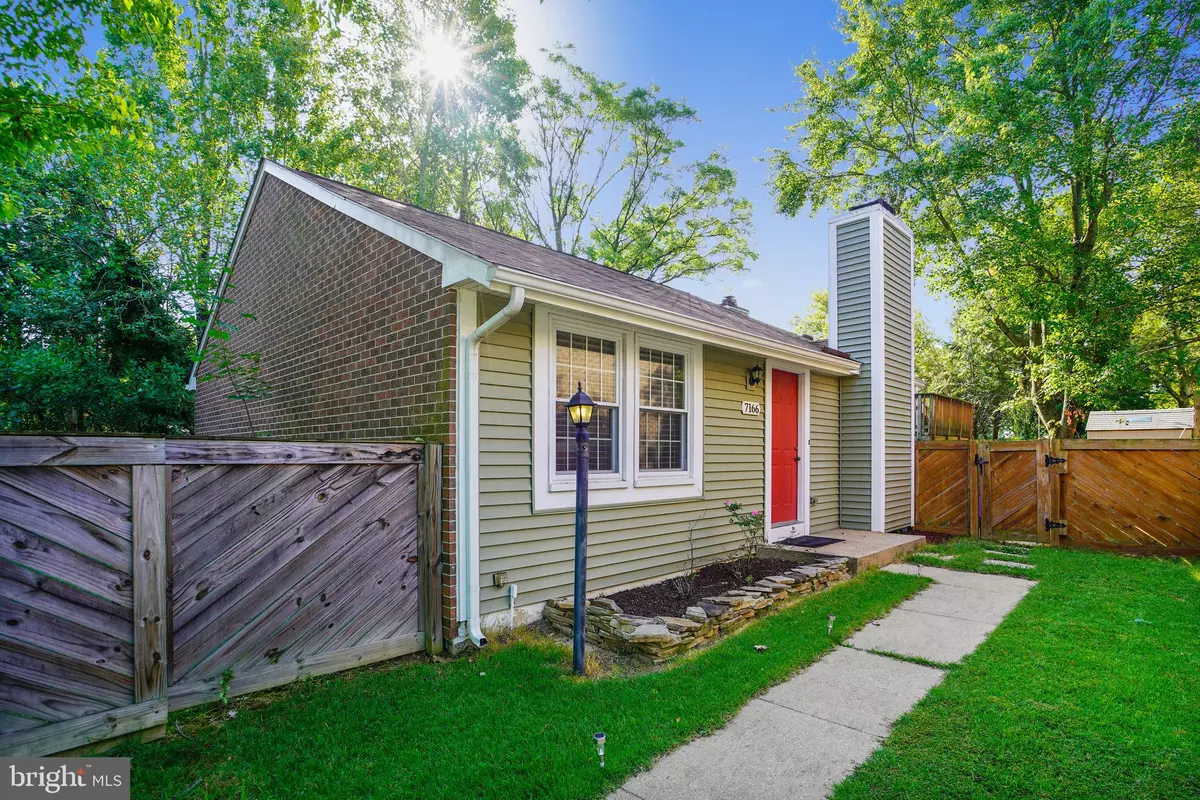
[885,564,1035,594]
[983,559,1035,570]
[621,698,879,800]
[761,647,943,738]
[847,608,997,663]
[895,582,1025,626]
[923,553,957,561]
[984,549,1026,558]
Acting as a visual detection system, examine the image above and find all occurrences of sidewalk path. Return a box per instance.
[611,565,1035,800]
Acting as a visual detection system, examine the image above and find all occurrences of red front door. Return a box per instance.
[771,370,799,523]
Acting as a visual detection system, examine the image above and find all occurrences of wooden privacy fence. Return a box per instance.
[915,438,1200,556]
[0,436,443,757]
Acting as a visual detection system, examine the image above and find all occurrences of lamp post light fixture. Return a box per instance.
[594,732,607,768]
[567,382,595,676]
[827,614,836,637]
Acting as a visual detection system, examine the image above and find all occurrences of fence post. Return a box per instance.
[968,438,980,538]
[977,441,993,538]
[131,465,169,705]
[417,442,444,655]
[1049,439,1067,545]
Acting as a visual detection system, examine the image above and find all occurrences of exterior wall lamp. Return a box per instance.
[567,382,595,675]
[746,363,765,388]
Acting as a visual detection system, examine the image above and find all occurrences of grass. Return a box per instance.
[906,536,1042,578]
[124,570,926,799]
[833,540,1200,800]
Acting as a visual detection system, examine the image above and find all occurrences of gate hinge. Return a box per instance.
[1043,455,1067,467]
[1044,518,1067,532]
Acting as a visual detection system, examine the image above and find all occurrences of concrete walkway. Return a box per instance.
[611,565,1034,800]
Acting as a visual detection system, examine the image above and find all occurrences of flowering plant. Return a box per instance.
[723,500,765,561]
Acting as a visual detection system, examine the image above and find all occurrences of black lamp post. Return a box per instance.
[567,381,595,675]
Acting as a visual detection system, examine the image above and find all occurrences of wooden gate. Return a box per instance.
[0,436,442,757]
[977,442,1045,542]
[916,437,1200,555]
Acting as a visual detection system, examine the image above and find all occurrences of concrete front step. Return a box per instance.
[761,529,926,574]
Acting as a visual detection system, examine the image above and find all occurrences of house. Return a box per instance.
[1087,408,1196,440]
[190,160,916,649]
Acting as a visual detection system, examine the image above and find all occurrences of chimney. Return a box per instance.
[828,199,914,532]
[720,295,750,315]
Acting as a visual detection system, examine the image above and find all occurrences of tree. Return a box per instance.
[771,0,1200,437]
[791,289,829,339]
[519,53,756,283]
[0,0,185,170]
[0,161,193,433]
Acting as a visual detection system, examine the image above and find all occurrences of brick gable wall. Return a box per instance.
[194,174,459,640]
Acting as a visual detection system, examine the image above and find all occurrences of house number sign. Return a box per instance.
[741,401,762,416]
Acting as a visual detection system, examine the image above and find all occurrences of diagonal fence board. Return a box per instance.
[988,449,1038,537]
[169,462,421,685]
[915,446,970,534]
[0,466,136,736]
[1064,448,1200,551]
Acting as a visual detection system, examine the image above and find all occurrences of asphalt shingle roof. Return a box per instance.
[283,163,851,362]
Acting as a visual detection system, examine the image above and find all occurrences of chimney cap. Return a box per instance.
[849,198,896,215]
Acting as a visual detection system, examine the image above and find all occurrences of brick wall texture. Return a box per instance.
[194,174,459,640]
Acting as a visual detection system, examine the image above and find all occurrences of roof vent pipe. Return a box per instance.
[720,295,750,315]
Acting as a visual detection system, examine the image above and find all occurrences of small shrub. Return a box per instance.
[723,500,765,581]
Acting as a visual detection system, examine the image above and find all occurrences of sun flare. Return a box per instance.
[418,28,468,87]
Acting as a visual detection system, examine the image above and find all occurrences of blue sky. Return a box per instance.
[509,0,955,336]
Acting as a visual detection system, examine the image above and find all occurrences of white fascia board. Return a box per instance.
[489,268,860,377]
[869,211,887,533]
[828,204,914,238]
[827,219,838,351]
[187,159,268,389]
[189,160,496,388]
[258,161,494,289]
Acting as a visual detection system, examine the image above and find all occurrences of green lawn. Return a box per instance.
[833,539,1200,800]
[124,570,926,799]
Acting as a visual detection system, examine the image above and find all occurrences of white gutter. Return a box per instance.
[462,286,525,647]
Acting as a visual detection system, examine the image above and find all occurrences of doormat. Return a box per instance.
[780,535,844,548]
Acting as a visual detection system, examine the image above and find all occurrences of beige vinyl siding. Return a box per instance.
[476,295,765,616]
[882,221,913,531]
[835,218,873,529]
[809,373,840,533]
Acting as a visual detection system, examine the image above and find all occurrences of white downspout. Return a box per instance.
[464,286,525,647]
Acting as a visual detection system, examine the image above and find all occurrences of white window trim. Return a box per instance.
[532,305,704,512]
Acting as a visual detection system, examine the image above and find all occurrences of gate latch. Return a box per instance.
[974,454,989,467]
[1044,518,1067,532]
[1043,454,1067,468]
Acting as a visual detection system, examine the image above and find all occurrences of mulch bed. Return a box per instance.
[600,557,805,618]
[918,531,955,545]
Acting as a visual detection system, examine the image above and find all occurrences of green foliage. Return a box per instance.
[0,161,193,433]
[791,288,829,340]
[773,0,1200,436]
[0,0,186,171]
[519,52,756,283]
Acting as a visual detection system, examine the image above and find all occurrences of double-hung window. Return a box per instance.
[535,307,703,511]
[554,331,619,473]
[638,347,687,471]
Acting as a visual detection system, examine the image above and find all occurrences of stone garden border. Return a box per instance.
[543,556,851,665]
